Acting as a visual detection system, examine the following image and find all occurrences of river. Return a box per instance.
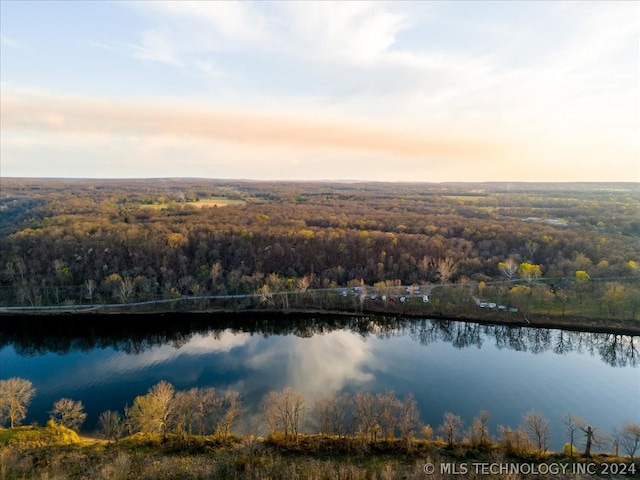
[0,314,638,451]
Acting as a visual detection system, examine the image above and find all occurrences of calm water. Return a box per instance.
[1,315,638,451]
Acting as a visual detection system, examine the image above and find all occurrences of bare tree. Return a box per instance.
[296,275,311,292]
[439,412,464,447]
[354,392,380,442]
[97,410,125,443]
[217,391,242,439]
[172,389,199,439]
[610,427,621,457]
[498,425,532,455]
[313,395,333,436]
[469,410,491,448]
[84,279,97,303]
[194,387,219,437]
[256,284,275,307]
[562,413,585,458]
[125,380,175,440]
[579,424,603,458]
[419,255,438,282]
[49,398,87,432]
[0,377,36,428]
[315,392,355,439]
[498,258,519,281]
[377,391,401,440]
[261,388,305,441]
[171,387,236,440]
[525,240,539,261]
[620,423,640,460]
[151,380,175,440]
[209,261,223,293]
[422,424,434,442]
[437,257,458,284]
[398,394,421,450]
[522,409,551,453]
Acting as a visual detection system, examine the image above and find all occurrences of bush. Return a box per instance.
[563,442,578,456]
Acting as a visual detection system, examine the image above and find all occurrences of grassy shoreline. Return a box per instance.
[2,426,638,480]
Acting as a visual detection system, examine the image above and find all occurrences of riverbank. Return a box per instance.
[2,426,638,480]
[2,303,640,336]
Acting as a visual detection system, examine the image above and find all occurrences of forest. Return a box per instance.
[1,179,639,323]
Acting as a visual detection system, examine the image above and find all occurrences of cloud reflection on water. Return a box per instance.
[245,330,376,399]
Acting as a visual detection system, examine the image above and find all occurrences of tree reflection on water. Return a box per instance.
[0,314,637,368]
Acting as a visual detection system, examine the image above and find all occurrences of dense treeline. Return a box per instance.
[1,180,639,318]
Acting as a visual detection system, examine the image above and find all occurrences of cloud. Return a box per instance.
[1,89,501,161]
[126,1,638,146]
[2,2,637,181]
[129,31,182,65]
[278,2,408,66]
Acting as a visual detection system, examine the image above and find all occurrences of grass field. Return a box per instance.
[138,197,246,209]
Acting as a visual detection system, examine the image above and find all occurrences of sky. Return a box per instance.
[1,1,638,182]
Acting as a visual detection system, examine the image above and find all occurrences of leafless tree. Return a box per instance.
[398,394,421,450]
[97,410,125,443]
[377,391,401,440]
[217,391,242,439]
[49,398,87,432]
[0,377,36,428]
[522,409,551,453]
[194,387,219,437]
[498,258,519,281]
[261,387,305,441]
[150,380,175,440]
[620,423,640,460]
[313,392,354,438]
[354,392,380,442]
[172,389,199,439]
[84,279,97,303]
[562,413,585,458]
[498,425,532,454]
[439,412,464,447]
[125,380,175,440]
[437,257,458,284]
[313,395,333,436]
[209,261,223,293]
[610,427,621,457]
[469,410,491,447]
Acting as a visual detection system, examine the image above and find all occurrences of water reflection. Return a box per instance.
[1,314,638,453]
[0,314,637,367]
